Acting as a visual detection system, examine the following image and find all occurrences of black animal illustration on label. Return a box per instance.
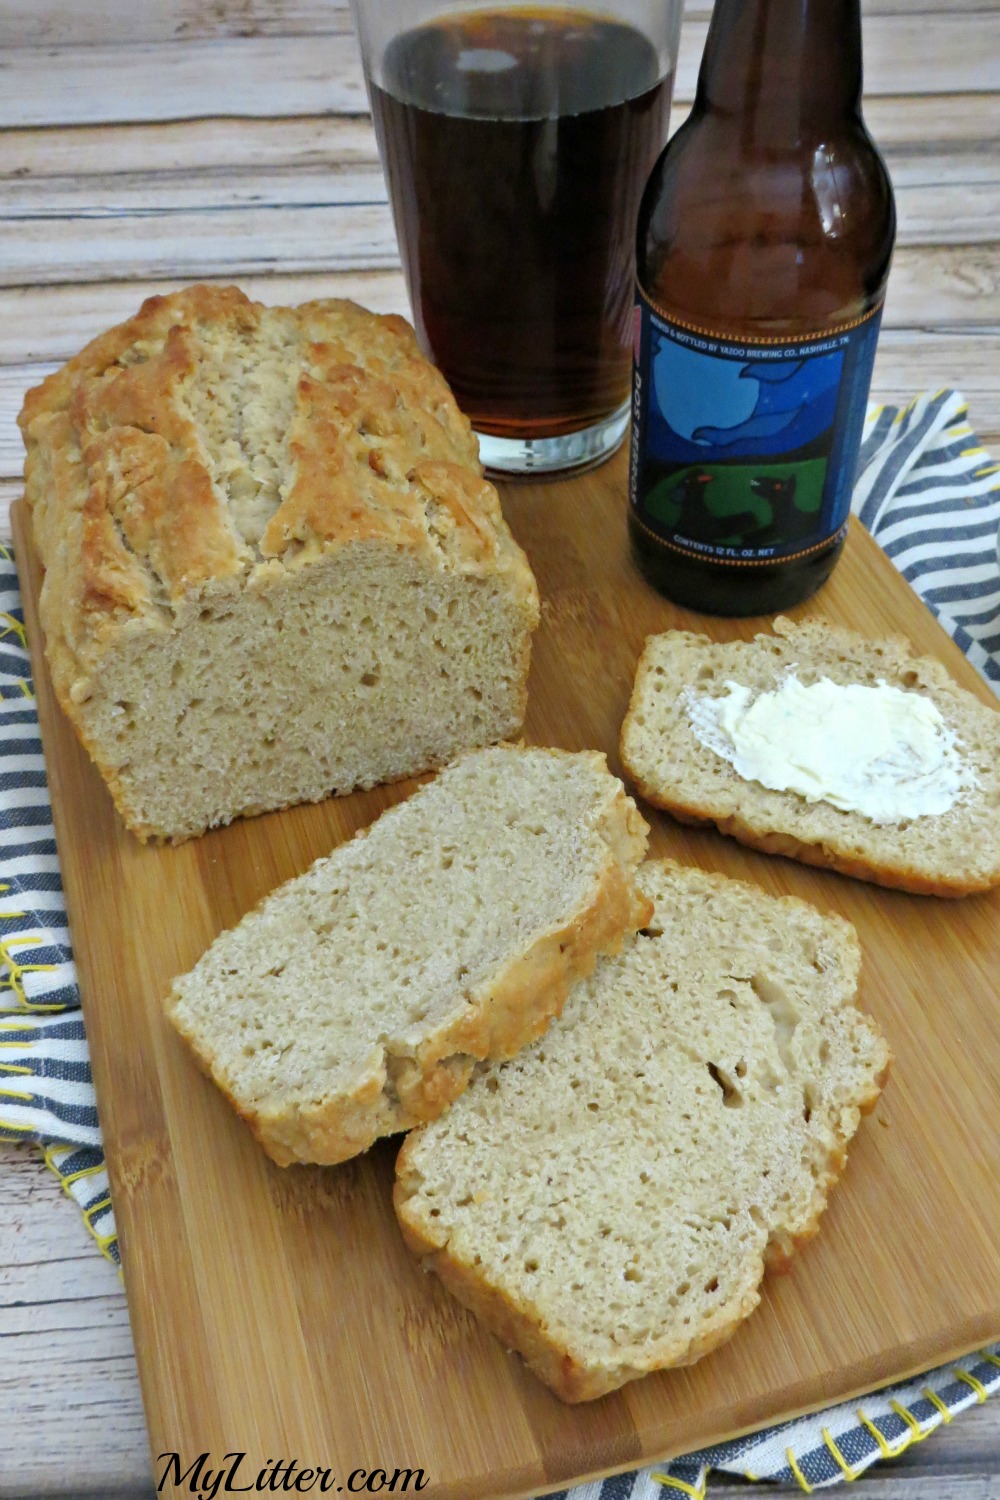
[669,470,760,544]
[645,462,824,550]
[745,474,803,547]
[750,474,798,507]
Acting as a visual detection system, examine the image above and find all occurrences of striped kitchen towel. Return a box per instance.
[855,389,1000,687]
[2,390,999,1488]
[0,556,116,1263]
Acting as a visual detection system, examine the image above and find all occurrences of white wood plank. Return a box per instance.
[0,35,368,129]
[885,245,1000,326]
[0,243,994,366]
[3,15,1000,129]
[0,0,994,48]
[0,0,347,46]
[862,93,1000,148]
[2,1491,153,1500]
[0,0,339,46]
[0,1143,150,1499]
[0,479,22,539]
[1,116,378,180]
[0,163,389,214]
[4,144,999,218]
[873,329,1000,396]
[3,97,999,193]
[0,272,409,364]
[896,182,1000,242]
[0,202,398,286]
[670,13,1000,103]
[1,181,994,289]
[3,95,1000,193]
[703,5,998,106]
[0,365,55,479]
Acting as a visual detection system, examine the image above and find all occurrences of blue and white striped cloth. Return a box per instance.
[0,556,116,1262]
[854,390,1000,688]
[2,390,999,1490]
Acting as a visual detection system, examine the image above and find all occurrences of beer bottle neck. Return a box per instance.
[696,0,863,134]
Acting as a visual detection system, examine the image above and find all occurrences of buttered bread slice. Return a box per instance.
[395,860,889,1402]
[19,286,539,841]
[620,617,1000,896]
[166,746,651,1167]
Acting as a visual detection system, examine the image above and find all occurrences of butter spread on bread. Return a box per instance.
[684,674,970,822]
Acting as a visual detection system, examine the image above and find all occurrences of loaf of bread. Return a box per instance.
[166,745,651,1167]
[620,617,1000,896]
[395,859,889,1402]
[18,286,540,841]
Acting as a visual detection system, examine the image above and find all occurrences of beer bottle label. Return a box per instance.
[629,288,884,565]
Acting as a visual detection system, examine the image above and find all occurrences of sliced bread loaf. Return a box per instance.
[620,616,1000,896]
[20,286,540,841]
[166,745,651,1167]
[394,860,889,1402]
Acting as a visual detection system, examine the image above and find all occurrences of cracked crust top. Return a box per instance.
[18,284,538,656]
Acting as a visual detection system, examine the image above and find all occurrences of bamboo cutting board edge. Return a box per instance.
[516,1313,1000,1497]
[11,481,1000,1499]
[473,1310,1000,1500]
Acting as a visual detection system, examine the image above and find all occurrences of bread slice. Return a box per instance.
[19,286,539,841]
[620,616,1000,896]
[166,745,651,1167]
[395,860,889,1402]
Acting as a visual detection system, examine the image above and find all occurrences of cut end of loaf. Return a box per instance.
[166,745,650,1166]
[395,858,890,1402]
[64,543,537,842]
[620,617,1000,896]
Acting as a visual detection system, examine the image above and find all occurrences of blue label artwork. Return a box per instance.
[629,295,883,563]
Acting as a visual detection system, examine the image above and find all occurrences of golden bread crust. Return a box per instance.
[20,284,534,620]
[18,286,540,840]
[393,1159,760,1401]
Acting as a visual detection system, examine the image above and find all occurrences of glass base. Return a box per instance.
[476,400,630,478]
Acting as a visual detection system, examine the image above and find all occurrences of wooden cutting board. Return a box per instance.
[12,452,1000,1499]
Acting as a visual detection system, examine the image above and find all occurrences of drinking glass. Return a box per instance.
[350,1,684,475]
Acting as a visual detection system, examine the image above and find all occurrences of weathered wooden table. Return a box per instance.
[1,3,999,1496]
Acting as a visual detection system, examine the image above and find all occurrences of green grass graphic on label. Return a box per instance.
[644,457,828,550]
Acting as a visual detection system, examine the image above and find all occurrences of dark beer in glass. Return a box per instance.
[351,2,682,476]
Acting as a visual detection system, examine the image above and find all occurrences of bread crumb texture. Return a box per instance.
[620,616,1000,896]
[18,285,540,841]
[167,745,651,1167]
[395,859,889,1401]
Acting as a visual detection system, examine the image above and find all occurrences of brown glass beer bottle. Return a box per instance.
[628,0,896,615]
